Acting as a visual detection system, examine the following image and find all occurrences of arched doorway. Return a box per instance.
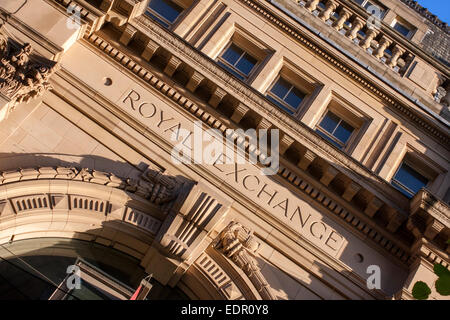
[0,237,188,300]
[0,166,276,300]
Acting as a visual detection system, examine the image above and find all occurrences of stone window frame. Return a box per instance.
[390,16,416,40]
[145,0,197,30]
[213,25,275,84]
[313,95,370,154]
[261,59,320,119]
[388,146,443,198]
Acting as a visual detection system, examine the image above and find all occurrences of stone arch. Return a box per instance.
[0,166,276,300]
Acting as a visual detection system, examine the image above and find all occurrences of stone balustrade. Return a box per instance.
[297,0,413,74]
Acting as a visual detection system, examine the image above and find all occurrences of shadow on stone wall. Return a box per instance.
[0,152,150,180]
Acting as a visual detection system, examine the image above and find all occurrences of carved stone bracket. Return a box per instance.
[215,221,276,300]
[407,189,450,250]
[0,33,58,121]
[140,180,232,286]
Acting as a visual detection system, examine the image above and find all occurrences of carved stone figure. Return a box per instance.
[0,32,57,116]
[216,221,275,300]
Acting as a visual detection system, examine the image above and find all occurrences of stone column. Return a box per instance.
[346,17,365,40]
[360,28,378,50]
[333,8,352,31]
[387,45,405,68]
[374,36,392,59]
[319,0,338,21]
[305,0,320,12]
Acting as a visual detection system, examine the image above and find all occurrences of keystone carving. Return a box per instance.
[0,34,57,115]
[215,222,276,300]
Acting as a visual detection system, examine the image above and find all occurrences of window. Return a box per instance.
[146,0,184,28]
[391,162,429,198]
[391,18,415,39]
[315,111,355,149]
[266,76,306,114]
[393,22,412,38]
[352,0,386,19]
[217,43,258,81]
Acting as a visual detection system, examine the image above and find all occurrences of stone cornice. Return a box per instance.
[400,0,450,34]
[243,0,450,135]
[81,32,417,265]
[124,16,421,210]
[47,0,450,141]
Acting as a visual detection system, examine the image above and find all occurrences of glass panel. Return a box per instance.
[315,129,342,149]
[235,52,257,76]
[217,61,245,80]
[267,95,295,114]
[319,112,340,134]
[148,0,183,24]
[270,78,291,99]
[221,44,243,66]
[393,22,411,37]
[145,12,169,28]
[353,0,366,5]
[392,163,428,197]
[284,87,304,109]
[334,120,354,144]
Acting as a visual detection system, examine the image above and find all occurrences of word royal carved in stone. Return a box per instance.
[0,33,58,119]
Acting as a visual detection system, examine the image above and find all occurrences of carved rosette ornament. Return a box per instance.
[216,222,276,300]
[0,33,58,120]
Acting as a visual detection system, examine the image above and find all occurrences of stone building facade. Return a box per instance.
[0,0,448,300]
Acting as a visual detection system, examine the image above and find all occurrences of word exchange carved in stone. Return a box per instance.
[119,89,346,256]
[0,34,57,112]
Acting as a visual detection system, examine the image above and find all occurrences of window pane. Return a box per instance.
[284,87,304,109]
[270,78,291,99]
[315,129,342,149]
[334,120,354,144]
[353,0,365,5]
[148,0,183,23]
[319,112,340,134]
[235,53,257,76]
[267,95,295,114]
[221,44,243,66]
[146,11,170,28]
[217,61,245,80]
[393,22,410,37]
[393,163,428,196]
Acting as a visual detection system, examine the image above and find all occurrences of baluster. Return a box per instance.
[319,0,338,21]
[333,8,352,31]
[387,45,405,68]
[374,36,392,59]
[346,17,365,40]
[361,28,378,50]
[305,0,320,12]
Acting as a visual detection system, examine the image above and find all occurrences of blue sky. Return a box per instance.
[417,0,450,24]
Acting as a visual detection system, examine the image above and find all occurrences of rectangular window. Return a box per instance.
[266,76,306,114]
[217,43,258,81]
[146,0,184,28]
[315,111,355,149]
[391,162,429,198]
[393,22,412,38]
